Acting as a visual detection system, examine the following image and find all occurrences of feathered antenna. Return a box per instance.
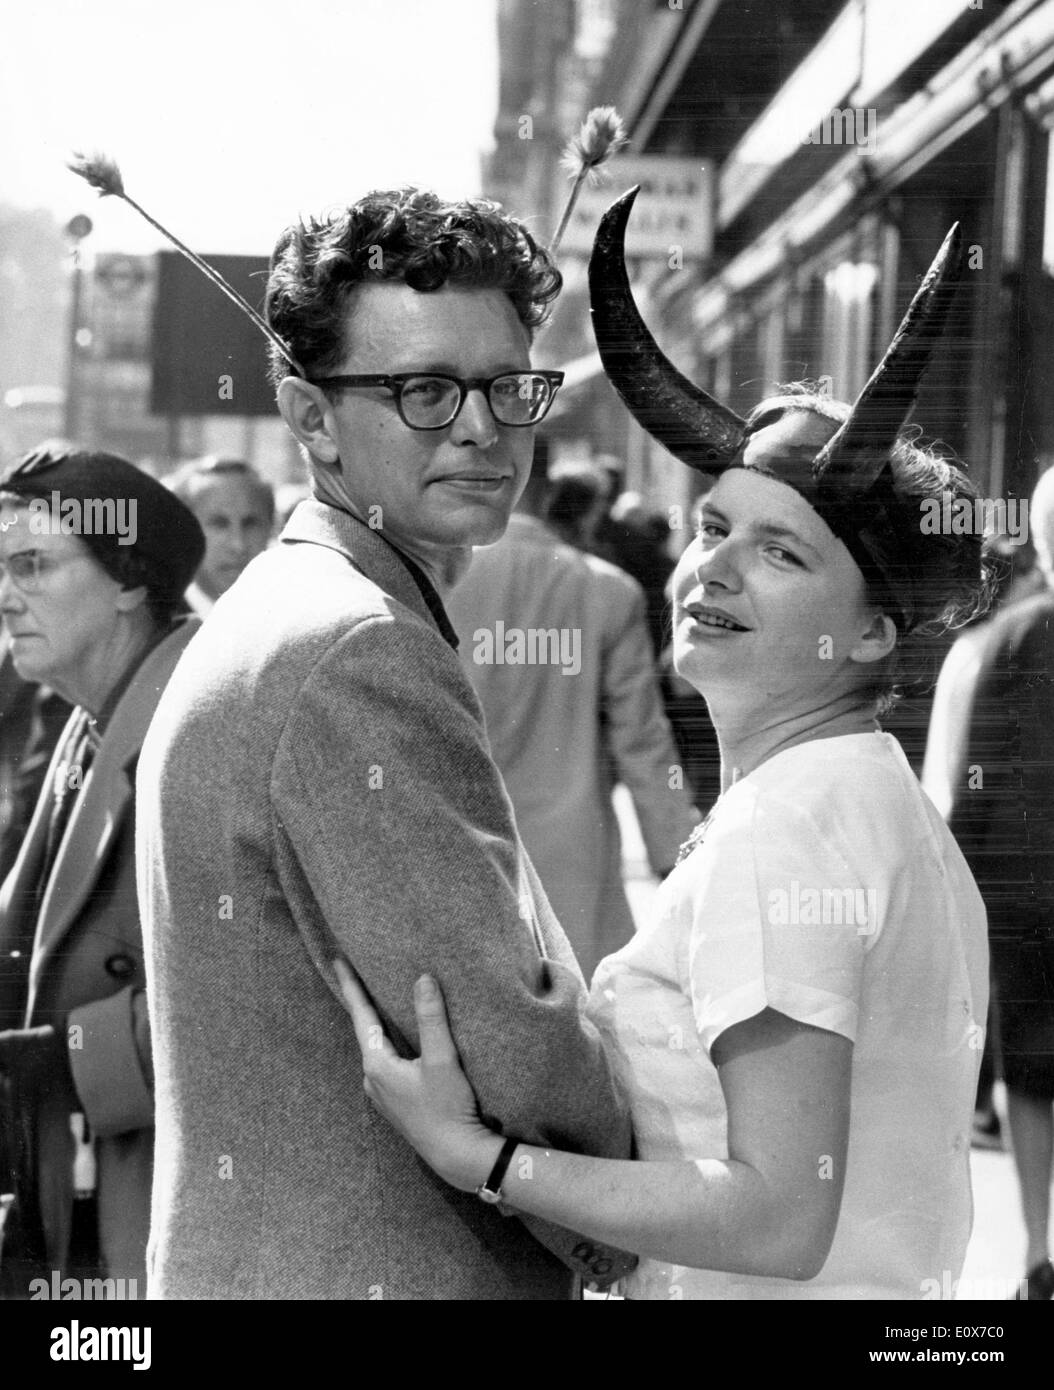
[549,106,628,256]
[67,151,304,377]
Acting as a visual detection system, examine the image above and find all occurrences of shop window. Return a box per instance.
[1043,133,1054,279]
[822,261,878,401]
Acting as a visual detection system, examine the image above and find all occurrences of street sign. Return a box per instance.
[93,255,154,362]
[65,214,93,242]
[151,252,274,416]
[553,156,714,260]
[95,255,149,298]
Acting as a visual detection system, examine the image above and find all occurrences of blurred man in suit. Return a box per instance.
[924,468,1054,1299]
[448,439,696,976]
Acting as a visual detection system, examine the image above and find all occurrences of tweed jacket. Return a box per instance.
[447,514,697,977]
[137,500,632,1300]
[0,617,200,1287]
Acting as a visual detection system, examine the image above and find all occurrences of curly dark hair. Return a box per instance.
[745,386,1001,710]
[264,188,562,388]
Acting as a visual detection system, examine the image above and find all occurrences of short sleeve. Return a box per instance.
[686,781,882,1052]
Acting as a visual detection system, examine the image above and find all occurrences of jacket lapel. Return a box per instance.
[0,709,81,929]
[0,712,82,1024]
[281,500,443,636]
[33,743,130,963]
[27,619,200,992]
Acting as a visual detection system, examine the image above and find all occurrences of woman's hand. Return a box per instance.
[332,959,504,1193]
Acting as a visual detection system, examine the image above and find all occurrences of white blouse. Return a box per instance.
[589,733,988,1300]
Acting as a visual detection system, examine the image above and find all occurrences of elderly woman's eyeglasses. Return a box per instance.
[306,371,565,431]
[0,550,68,595]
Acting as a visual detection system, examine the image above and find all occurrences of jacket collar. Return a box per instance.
[281,499,459,648]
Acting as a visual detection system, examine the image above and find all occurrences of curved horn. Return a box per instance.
[589,186,747,471]
[813,223,965,492]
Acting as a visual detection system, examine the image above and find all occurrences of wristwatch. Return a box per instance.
[476,1136,520,1205]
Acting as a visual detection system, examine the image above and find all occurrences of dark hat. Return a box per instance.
[0,446,205,608]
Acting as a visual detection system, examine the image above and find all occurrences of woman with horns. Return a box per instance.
[334,191,996,1300]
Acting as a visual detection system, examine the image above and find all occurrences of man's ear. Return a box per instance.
[115,584,149,615]
[849,610,898,666]
[277,378,340,465]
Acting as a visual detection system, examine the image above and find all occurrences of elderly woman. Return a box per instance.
[335,200,995,1299]
[0,447,203,1298]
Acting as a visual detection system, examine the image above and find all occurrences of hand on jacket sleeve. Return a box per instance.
[274,616,633,1156]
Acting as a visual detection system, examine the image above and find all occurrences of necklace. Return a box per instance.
[676,767,741,866]
[676,806,717,866]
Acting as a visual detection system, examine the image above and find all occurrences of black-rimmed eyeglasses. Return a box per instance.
[306,371,565,431]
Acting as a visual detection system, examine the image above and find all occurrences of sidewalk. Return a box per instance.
[961,1108,1045,1301]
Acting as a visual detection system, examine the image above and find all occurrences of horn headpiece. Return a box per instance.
[589,186,965,628]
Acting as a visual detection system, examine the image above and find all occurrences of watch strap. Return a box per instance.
[476,1136,519,1205]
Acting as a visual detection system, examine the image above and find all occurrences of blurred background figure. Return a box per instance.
[0,636,70,885]
[923,534,1023,1156]
[166,456,275,615]
[924,468,1054,1300]
[595,492,676,659]
[447,437,697,977]
[658,490,722,814]
[543,460,610,553]
[594,479,722,810]
[0,446,203,1298]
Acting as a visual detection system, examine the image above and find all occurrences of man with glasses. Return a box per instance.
[136,188,632,1300]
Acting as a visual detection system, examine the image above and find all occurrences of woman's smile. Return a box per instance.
[681,601,752,635]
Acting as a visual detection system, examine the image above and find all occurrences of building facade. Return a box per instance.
[487,0,1054,762]
[489,0,1054,532]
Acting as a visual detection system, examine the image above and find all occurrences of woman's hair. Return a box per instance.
[747,384,1001,712]
[265,188,562,388]
[0,492,185,629]
[745,387,851,434]
[0,446,206,629]
[103,546,184,628]
[861,435,1003,713]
